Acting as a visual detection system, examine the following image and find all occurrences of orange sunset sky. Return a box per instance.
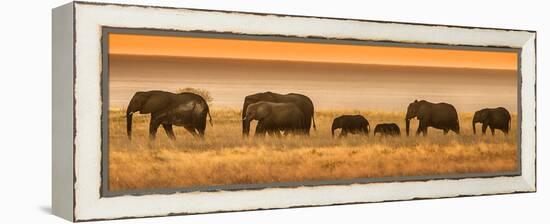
[109,34,518,70]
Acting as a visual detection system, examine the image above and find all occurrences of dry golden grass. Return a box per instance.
[108,108,518,191]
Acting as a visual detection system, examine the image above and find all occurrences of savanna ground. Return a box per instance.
[108,108,518,191]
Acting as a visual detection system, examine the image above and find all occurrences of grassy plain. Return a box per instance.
[108,108,518,191]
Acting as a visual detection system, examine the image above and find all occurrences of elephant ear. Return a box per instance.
[141,93,172,114]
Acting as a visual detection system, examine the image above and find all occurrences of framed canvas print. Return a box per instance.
[52,1,536,222]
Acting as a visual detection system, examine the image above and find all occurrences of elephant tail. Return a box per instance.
[312,115,317,130]
[203,102,213,127]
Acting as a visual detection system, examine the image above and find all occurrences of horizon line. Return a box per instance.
[107,106,517,114]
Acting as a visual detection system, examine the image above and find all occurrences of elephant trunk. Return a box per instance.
[242,101,250,137]
[405,118,411,136]
[312,108,317,131]
[331,122,338,138]
[126,111,133,140]
[243,116,251,137]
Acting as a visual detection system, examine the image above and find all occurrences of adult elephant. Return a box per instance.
[242,92,316,136]
[405,100,460,136]
[331,115,370,137]
[126,90,212,140]
[243,101,306,136]
[472,107,511,135]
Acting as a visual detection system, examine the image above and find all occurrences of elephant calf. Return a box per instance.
[473,107,511,135]
[373,123,401,136]
[331,115,370,137]
[243,101,306,137]
[241,91,316,136]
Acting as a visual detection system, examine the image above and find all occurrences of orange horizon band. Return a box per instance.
[109,33,518,70]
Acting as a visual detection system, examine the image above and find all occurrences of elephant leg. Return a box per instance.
[254,130,266,138]
[415,126,422,136]
[148,118,162,140]
[267,128,281,137]
[452,128,460,135]
[417,121,428,136]
[183,125,198,137]
[443,129,449,135]
[255,123,266,137]
[266,128,274,137]
[292,129,299,136]
[162,124,176,140]
[453,123,460,135]
[482,123,488,135]
[302,124,310,136]
[196,128,205,138]
[255,123,262,134]
[424,124,430,136]
[194,116,207,138]
[490,127,495,136]
[340,129,348,137]
[195,119,206,138]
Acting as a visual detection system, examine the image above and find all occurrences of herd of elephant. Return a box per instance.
[125,90,512,140]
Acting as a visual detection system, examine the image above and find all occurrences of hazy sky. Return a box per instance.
[109,34,517,70]
[108,33,518,112]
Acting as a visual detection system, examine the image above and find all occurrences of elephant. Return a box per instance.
[242,92,316,136]
[405,100,459,136]
[331,115,370,137]
[126,90,212,140]
[243,101,306,137]
[472,107,511,135]
[373,123,401,136]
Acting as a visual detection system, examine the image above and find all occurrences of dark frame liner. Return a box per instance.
[100,26,523,198]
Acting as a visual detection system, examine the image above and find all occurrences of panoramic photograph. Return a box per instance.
[106,32,519,192]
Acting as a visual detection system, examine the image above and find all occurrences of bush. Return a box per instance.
[176,87,213,103]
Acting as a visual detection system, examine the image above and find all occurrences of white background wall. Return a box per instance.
[0,0,547,223]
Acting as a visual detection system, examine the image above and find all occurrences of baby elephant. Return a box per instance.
[243,101,306,137]
[331,115,370,137]
[472,107,511,135]
[373,123,401,136]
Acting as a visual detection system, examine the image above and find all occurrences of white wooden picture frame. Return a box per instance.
[52,1,536,222]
